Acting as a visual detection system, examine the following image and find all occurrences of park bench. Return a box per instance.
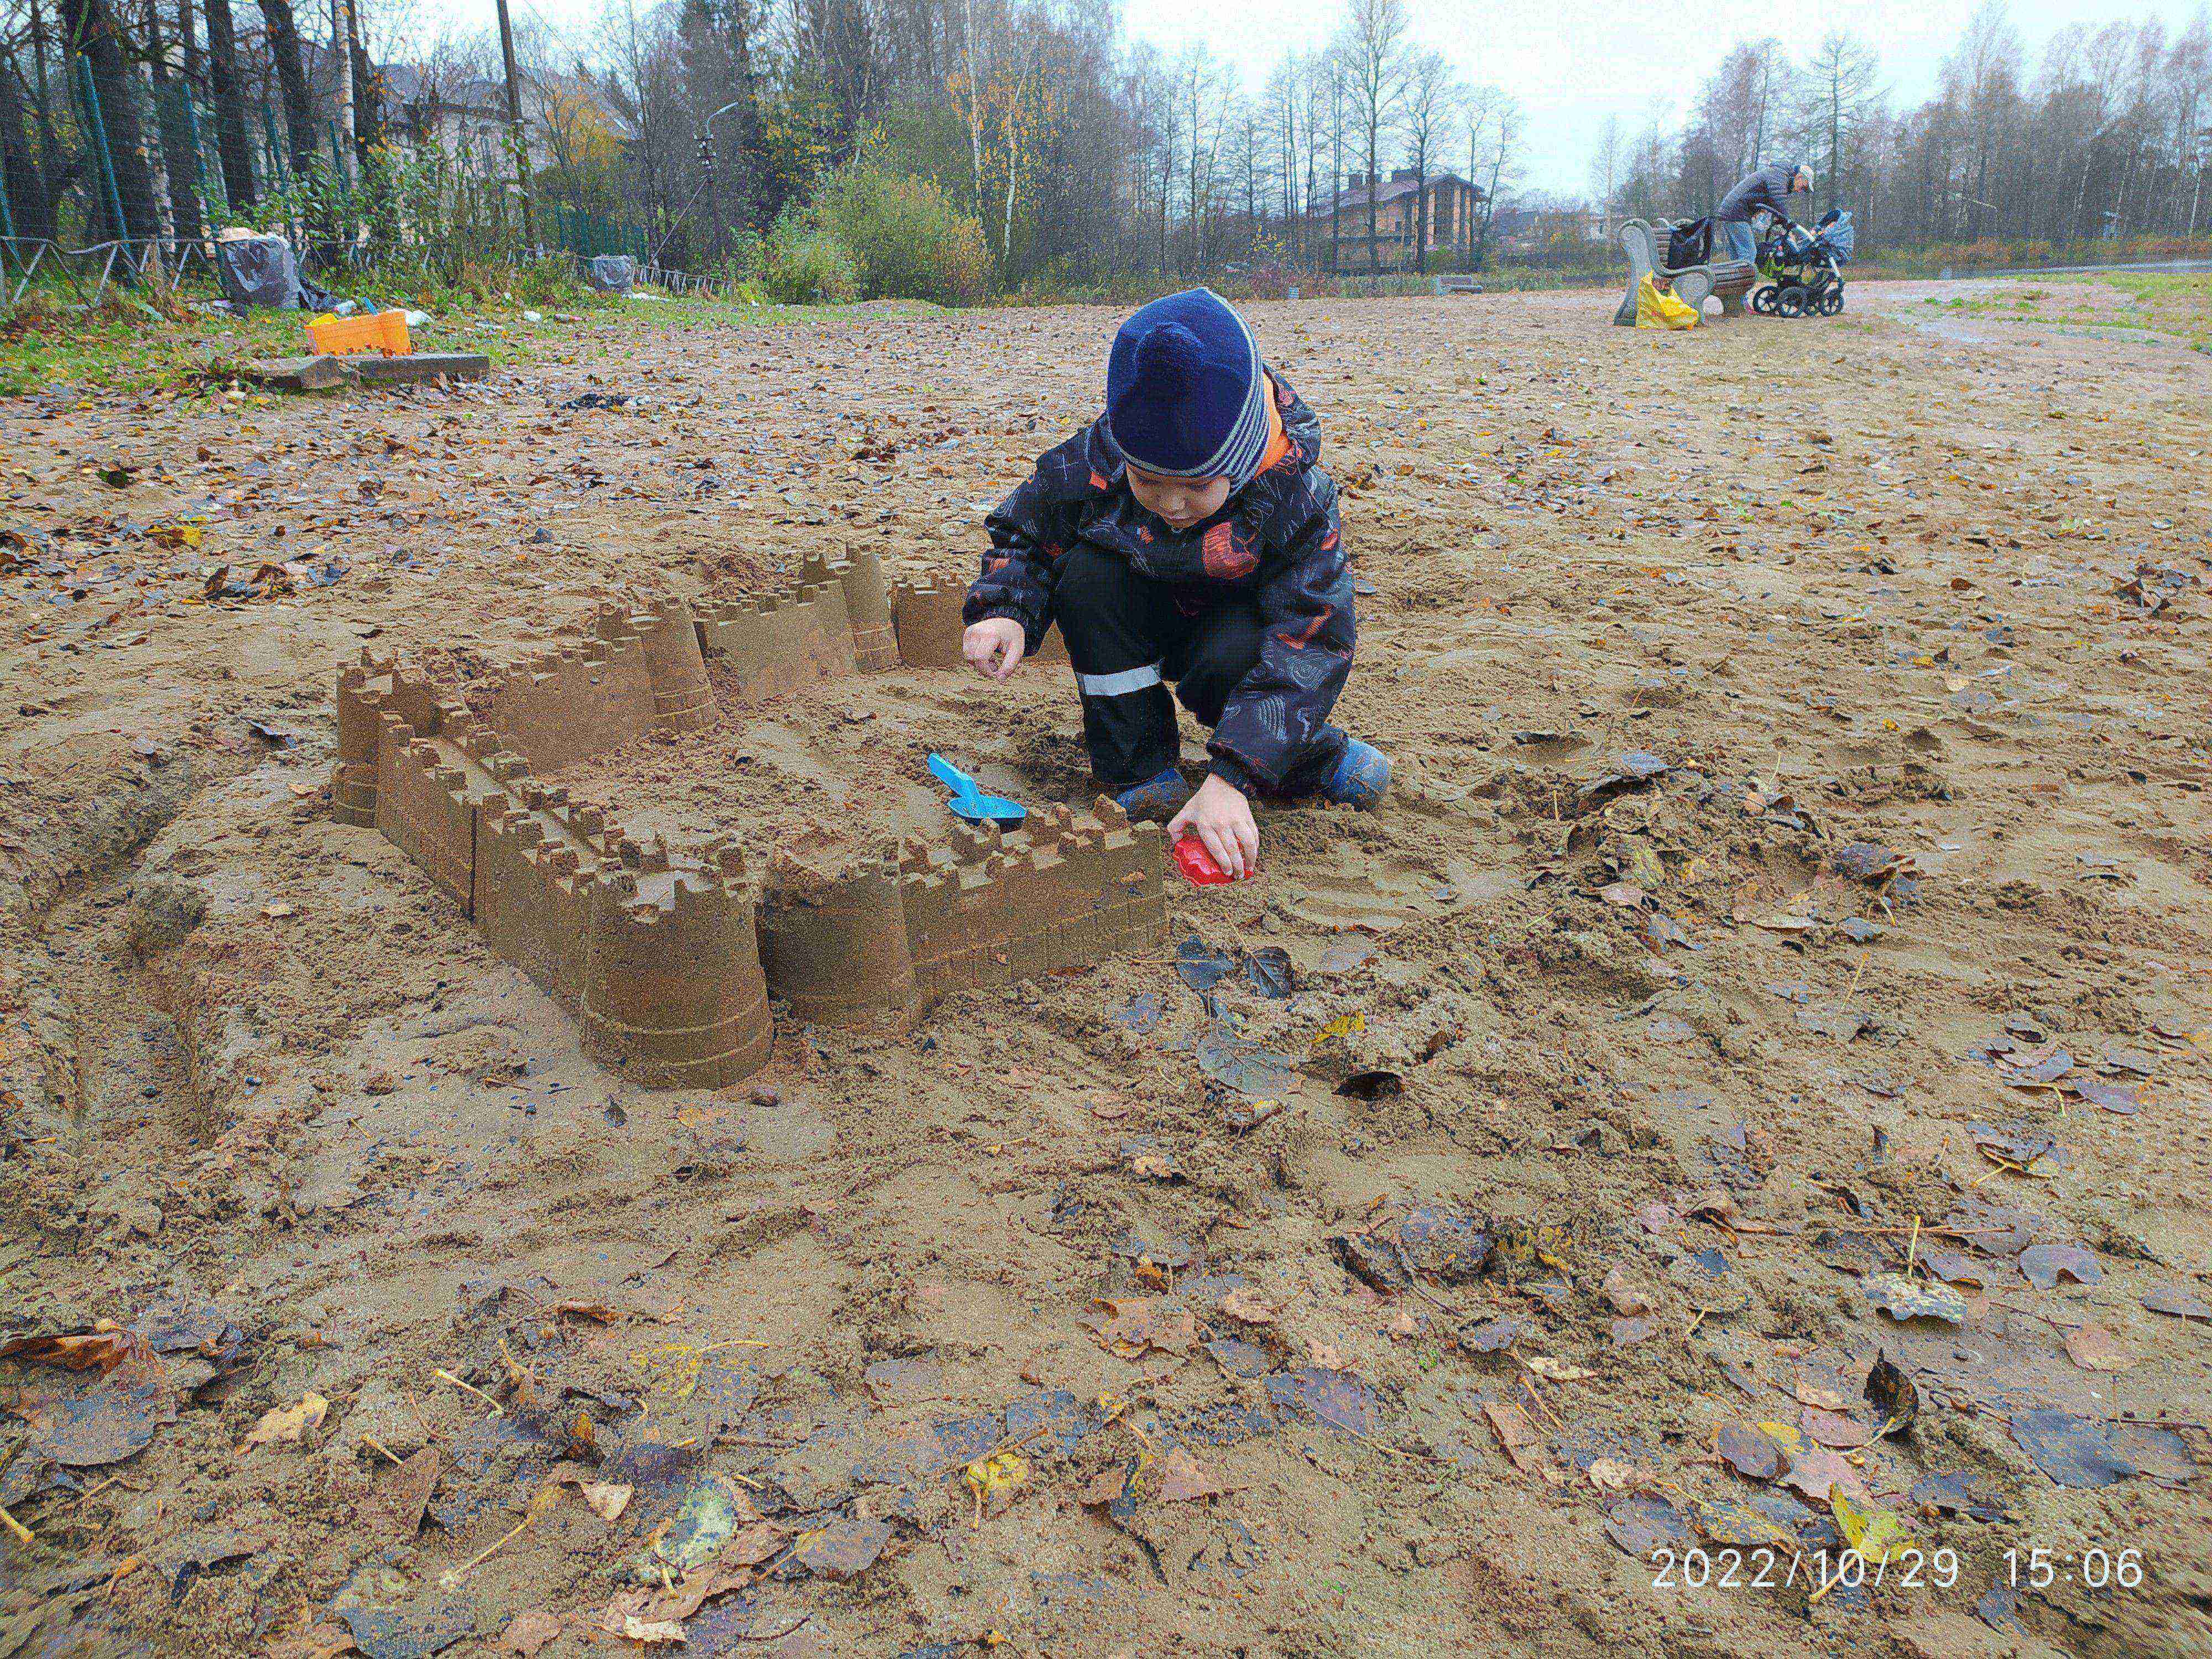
[1432,274,1483,295]
[1613,218,1757,325]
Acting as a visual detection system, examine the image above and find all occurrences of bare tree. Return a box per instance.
[1337,0,1403,272]
[1397,46,1458,273]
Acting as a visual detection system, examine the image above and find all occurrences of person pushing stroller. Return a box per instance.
[1715,160,1813,264]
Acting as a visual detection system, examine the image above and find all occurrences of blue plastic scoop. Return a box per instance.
[928,753,1027,828]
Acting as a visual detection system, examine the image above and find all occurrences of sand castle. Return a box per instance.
[333,549,1163,1088]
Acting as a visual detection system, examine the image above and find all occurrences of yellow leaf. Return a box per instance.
[1755,1420,1810,1458]
[244,1391,328,1447]
[1314,1011,1365,1047]
[963,1449,1029,1505]
[1832,1490,1909,1563]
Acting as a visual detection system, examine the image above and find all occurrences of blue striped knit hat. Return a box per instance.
[1105,288,1271,487]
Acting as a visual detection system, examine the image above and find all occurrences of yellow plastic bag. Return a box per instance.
[1635,274,1700,331]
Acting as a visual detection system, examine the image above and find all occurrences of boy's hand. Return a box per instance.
[1168,775,1260,879]
[963,618,1027,681]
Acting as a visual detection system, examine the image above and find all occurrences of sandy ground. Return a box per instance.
[2,279,2210,1659]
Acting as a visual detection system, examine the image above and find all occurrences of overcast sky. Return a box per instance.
[456,0,2210,195]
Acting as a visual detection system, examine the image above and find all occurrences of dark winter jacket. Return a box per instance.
[1716,160,1801,225]
[964,372,1353,797]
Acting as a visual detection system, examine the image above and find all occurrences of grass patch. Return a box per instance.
[0,277,875,399]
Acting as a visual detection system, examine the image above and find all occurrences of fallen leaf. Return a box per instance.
[2062,1325,2135,1373]
[366,1447,439,1534]
[1832,1490,1909,1564]
[244,1392,328,1448]
[1715,1422,1780,1480]
[1083,1296,1196,1359]
[1779,1447,1868,1504]
[963,1449,1029,1516]
[1524,1356,1595,1382]
[1216,1288,1276,1325]
[2019,1244,2102,1290]
[1864,1355,1918,1436]
[1155,1447,1225,1503]
[265,1621,358,1659]
[1584,1457,1634,1494]
[1483,1401,1546,1475]
[497,1610,562,1657]
[1306,1339,1349,1371]
[578,1479,633,1521]
[1601,1267,1650,1316]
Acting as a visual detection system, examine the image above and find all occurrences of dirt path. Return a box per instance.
[2,280,2209,1658]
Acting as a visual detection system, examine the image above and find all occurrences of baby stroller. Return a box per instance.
[1751,209,1854,316]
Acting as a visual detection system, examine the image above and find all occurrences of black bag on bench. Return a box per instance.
[1667,218,1714,268]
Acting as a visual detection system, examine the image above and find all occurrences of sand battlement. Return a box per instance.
[333,580,1163,1088]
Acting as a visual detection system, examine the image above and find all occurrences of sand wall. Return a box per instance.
[331,571,1162,1088]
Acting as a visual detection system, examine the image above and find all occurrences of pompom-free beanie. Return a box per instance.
[1104,288,1270,486]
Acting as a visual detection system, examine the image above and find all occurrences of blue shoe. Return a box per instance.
[1323,739,1390,809]
[1114,766,1192,822]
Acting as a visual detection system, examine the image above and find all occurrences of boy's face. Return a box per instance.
[1126,466,1232,532]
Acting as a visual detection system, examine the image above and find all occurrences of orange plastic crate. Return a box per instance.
[306,309,413,357]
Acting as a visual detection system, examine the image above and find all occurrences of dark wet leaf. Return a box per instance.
[1716,1422,1781,1480]
[1203,1338,1277,1379]
[1864,1355,1918,1437]
[1109,992,1166,1032]
[2142,1284,2212,1322]
[2107,1424,2197,1490]
[1194,1028,1297,1096]
[1264,1368,1379,1436]
[1315,940,1376,974]
[2100,1047,2157,1078]
[1796,1006,1869,1041]
[2018,1243,2101,1290]
[1175,937,1235,993]
[1837,917,1886,942]
[1906,1471,2006,1521]
[1810,1229,1894,1277]
[1830,842,1902,881]
[1976,1585,2026,1635]
[1994,1047,2073,1088]
[1458,1317,1526,1354]
[1329,1230,1408,1293]
[1801,1407,1879,1449]
[1604,1495,1692,1558]
[789,1516,894,1580]
[1241,947,1295,999]
[1396,1208,1493,1283]
[330,1564,478,1659]
[2010,1409,2136,1489]
[1693,1494,1796,1550]
[1337,1070,1402,1101]
[2074,1078,2145,1114]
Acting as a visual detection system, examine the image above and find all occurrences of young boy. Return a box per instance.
[961,288,1387,879]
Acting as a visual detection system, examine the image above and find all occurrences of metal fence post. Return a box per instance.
[74,56,130,245]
